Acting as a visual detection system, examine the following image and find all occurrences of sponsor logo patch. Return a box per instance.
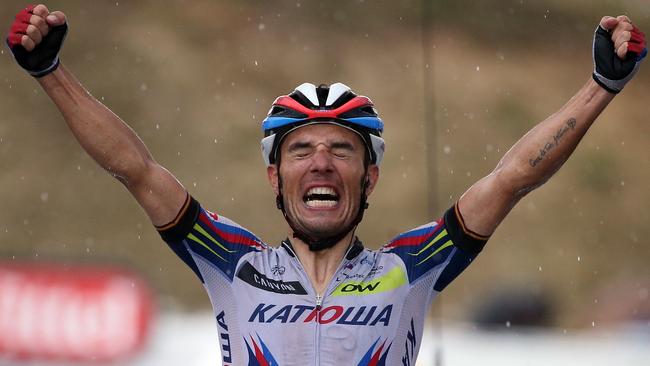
[271,265,285,276]
[237,262,307,295]
[401,318,417,366]
[216,311,232,363]
[332,267,407,297]
[248,303,393,326]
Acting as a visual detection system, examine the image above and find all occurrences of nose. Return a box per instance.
[310,145,333,173]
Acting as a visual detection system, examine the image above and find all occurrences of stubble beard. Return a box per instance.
[283,195,357,241]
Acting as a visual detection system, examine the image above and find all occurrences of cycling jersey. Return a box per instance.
[158,194,487,366]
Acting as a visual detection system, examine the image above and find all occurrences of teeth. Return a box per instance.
[304,186,339,207]
[307,187,336,196]
[306,200,337,208]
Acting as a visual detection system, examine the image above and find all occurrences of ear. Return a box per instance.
[364,165,379,197]
[267,164,280,195]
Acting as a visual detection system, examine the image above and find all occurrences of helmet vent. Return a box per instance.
[290,91,316,109]
[292,83,320,108]
[361,106,377,115]
[270,106,284,115]
[316,84,329,107]
[328,91,356,109]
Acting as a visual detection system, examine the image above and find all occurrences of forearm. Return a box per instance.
[457,79,614,235]
[457,15,644,237]
[496,78,614,196]
[37,64,153,184]
[9,5,188,226]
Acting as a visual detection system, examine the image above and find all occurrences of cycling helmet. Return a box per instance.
[261,82,385,167]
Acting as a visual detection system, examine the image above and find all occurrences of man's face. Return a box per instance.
[267,124,379,240]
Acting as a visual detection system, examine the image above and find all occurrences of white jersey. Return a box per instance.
[158,194,487,365]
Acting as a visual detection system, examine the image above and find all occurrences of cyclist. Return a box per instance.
[7,4,646,365]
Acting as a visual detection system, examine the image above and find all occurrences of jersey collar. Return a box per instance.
[281,237,364,261]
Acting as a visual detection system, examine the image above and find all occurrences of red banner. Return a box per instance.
[0,262,154,363]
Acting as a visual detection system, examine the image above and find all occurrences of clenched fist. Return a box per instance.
[593,15,647,94]
[6,4,68,77]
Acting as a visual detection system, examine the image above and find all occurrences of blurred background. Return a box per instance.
[0,0,649,365]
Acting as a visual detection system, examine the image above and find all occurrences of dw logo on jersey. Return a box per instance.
[332,267,407,297]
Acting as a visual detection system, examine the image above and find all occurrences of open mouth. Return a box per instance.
[303,187,339,208]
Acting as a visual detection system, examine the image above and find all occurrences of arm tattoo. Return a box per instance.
[529,117,577,167]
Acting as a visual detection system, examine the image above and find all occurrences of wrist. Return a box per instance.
[591,73,619,94]
[584,77,617,105]
[31,56,61,78]
[36,63,73,92]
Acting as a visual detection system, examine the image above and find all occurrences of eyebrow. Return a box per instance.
[286,141,356,152]
[286,141,312,152]
[330,141,356,151]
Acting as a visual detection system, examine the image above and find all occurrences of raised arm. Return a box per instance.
[457,16,646,236]
[7,4,187,226]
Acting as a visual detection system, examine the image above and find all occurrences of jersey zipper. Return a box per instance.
[314,294,322,366]
[314,244,359,366]
[285,242,358,366]
[285,253,323,366]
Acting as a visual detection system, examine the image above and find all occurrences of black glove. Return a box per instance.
[6,5,68,78]
[592,23,647,94]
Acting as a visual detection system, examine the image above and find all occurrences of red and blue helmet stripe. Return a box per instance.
[260,83,385,166]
